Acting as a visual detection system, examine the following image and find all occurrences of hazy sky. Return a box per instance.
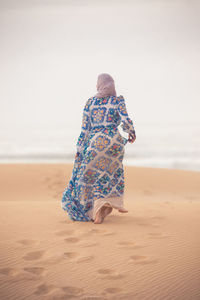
[1,0,200,134]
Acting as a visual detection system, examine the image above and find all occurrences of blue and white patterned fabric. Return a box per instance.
[61,95,136,222]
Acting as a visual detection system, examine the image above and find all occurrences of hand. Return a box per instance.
[128,133,136,143]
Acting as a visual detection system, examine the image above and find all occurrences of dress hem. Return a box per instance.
[87,196,125,221]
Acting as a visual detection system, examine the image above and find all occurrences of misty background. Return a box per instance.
[1,0,200,170]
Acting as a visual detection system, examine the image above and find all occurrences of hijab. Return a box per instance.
[95,73,117,98]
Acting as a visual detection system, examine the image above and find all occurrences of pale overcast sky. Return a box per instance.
[1,0,200,133]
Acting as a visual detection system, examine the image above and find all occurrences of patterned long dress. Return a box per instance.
[61,95,136,222]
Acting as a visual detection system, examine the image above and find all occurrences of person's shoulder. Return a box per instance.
[117,95,125,104]
[84,97,94,112]
[87,96,95,102]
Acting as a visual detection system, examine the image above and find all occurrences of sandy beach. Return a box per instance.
[0,163,200,300]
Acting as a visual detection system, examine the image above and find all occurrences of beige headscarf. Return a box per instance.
[95,73,117,98]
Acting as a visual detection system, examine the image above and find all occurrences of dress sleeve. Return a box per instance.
[76,98,92,154]
[117,95,136,141]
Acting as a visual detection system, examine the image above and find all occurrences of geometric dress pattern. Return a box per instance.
[61,95,136,222]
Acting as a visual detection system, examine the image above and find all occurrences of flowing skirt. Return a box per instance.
[61,126,128,222]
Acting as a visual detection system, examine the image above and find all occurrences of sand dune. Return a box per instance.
[0,164,200,300]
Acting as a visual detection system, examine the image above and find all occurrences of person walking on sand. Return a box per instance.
[61,73,136,224]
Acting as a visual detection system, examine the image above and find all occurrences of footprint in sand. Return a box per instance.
[0,267,19,276]
[64,237,80,243]
[89,228,114,236]
[80,242,99,248]
[40,251,89,266]
[103,287,123,294]
[38,251,91,266]
[0,267,38,282]
[23,267,45,276]
[23,250,45,261]
[148,232,170,239]
[44,286,85,300]
[129,255,158,265]
[54,229,75,236]
[76,255,94,263]
[117,241,144,249]
[34,283,55,296]
[97,268,125,280]
[40,254,64,266]
[63,252,79,259]
[45,294,67,300]
[63,252,94,263]
[61,286,84,295]
[17,239,38,246]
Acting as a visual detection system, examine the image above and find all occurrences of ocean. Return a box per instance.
[1,121,200,172]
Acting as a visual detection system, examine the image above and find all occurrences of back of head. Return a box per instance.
[95,73,117,98]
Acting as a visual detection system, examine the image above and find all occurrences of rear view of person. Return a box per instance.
[61,73,136,223]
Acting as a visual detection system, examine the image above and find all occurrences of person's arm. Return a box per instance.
[117,95,136,143]
[76,98,92,155]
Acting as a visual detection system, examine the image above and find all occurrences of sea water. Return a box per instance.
[0,121,200,172]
